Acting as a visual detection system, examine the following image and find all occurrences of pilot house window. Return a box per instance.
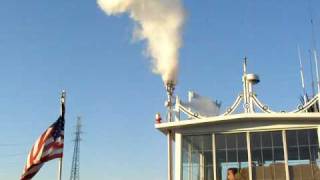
[250,131,286,180]
[182,135,213,180]
[181,129,320,180]
[215,133,249,180]
[286,129,320,180]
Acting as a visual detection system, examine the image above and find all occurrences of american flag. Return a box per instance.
[20,116,65,180]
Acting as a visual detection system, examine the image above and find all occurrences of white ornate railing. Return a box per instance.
[176,93,320,120]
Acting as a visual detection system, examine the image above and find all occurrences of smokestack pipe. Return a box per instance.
[164,80,175,180]
[165,80,175,122]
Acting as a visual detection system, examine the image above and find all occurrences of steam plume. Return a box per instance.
[97,0,185,84]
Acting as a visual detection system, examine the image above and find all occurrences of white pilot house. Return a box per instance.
[155,61,320,180]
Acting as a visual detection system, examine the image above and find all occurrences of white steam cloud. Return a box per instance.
[97,0,185,84]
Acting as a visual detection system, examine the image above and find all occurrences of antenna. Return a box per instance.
[242,57,249,113]
[308,0,318,50]
[313,48,320,94]
[309,49,316,97]
[243,56,248,75]
[298,45,307,104]
[308,0,320,94]
[69,117,82,180]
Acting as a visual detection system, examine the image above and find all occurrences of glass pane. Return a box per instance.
[252,149,263,165]
[251,131,285,180]
[192,151,200,163]
[227,150,237,162]
[262,133,272,147]
[273,132,283,146]
[192,164,200,180]
[238,149,248,162]
[182,135,213,180]
[286,130,298,148]
[216,133,249,180]
[287,129,320,180]
[226,134,237,149]
[182,166,189,180]
[288,147,299,160]
[310,146,319,161]
[262,149,272,161]
[309,130,319,145]
[299,146,310,160]
[216,134,226,150]
[238,133,247,149]
[217,150,226,163]
[298,130,309,146]
[182,145,189,163]
[205,166,213,179]
[203,136,213,151]
[274,148,284,160]
[251,133,261,148]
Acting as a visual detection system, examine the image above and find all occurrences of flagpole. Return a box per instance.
[58,90,66,180]
[58,159,63,180]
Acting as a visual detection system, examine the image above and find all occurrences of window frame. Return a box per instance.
[179,127,320,180]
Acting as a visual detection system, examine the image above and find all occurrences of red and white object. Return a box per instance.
[20,116,65,180]
[155,113,162,123]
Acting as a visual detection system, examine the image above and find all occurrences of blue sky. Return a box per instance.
[0,0,319,179]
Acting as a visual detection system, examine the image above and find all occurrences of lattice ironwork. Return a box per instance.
[69,117,82,180]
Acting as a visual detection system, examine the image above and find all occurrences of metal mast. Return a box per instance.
[297,45,307,104]
[69,117,82,180]
[308,0,320,94]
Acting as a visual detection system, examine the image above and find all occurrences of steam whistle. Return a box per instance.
[165,80,176,122]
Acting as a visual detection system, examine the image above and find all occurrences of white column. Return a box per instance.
[246,132,253,180]
[242,75,248,113]
[175,133,182,180]
[200,153,205,180]
[174,96,180,122]
[188,143,192,180]
[282,130,290,180]
[212,134,217,180]
[317,127,320,161]
[168,132,173,180]
[248,82,254,113]
[318,94,320,113]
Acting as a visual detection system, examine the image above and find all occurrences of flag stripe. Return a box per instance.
[21,116,64,180]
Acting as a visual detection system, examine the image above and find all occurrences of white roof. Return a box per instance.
[155,113,320,133]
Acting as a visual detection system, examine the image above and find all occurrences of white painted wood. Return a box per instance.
[246,132,253,180]
[282,130,290,180]
[212,134,217,180]
[200,153,204,180]
[156,113,320,128]
[188,143,192,180]
[175,133,182,180]
[317,127,320,161]
[156,113,320,134]
[175,96,181,122]
[168,132,173,180]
